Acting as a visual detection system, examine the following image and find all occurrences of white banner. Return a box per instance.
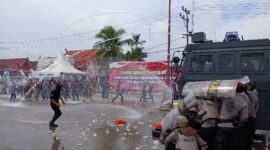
[32,71,61,78]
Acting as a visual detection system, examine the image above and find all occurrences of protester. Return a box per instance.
[41,80,51,101]
[9,82,17,102]
[148,83,154,103]
[100,77,109,99]
[161,86,170,104]
[35,80,42,100]
[84,81,93,102]
[112,81,123,103]
[71,80,79,101]
[49,82,65,128]
[139,82,147,102]
[61,80,70,100]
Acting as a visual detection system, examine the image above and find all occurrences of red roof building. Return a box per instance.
[0,58,37,77]
[64,49,99,71]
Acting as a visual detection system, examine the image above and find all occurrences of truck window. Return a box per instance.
[241,52,265,73]
[188,54,213,72]
[219,54,234,73]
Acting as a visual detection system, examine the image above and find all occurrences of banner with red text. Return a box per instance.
[109,61,170,91]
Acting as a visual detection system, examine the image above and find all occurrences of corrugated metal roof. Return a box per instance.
[0,58,37,76]
[64,49,100,71]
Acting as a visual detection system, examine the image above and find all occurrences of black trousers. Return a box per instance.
[165,142,175,150]
[215,127,246,150]
[112,93,123,102]
[50,103,62,124]
[140,92,146,101]
[198,127,217,150]
[242,117,257,150]
[10,92,16,101]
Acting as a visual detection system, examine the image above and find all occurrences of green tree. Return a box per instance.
[94,26,126,61]
[125,34,147,61]
[93,26,127,75]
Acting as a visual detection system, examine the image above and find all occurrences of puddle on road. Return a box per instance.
[51,136,64,150]
[51,103,163,149]
[90,126,141,150]
[49,127,64,150]
[16,119,48,124]
[94,104,143,119]
[0,99,163,149]
[0,101,26,108]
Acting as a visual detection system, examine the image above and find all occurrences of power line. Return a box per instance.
[2,2,270,43]
[147,46,185,54]
[143,37,182,52]
[0,9,184,48]
[3,2,268,50]
[59,12,148,34]
[61,8,181,34]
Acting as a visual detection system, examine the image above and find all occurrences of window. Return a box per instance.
[189,54,213,72]
[219,54,234,72]
[241,52,265,72]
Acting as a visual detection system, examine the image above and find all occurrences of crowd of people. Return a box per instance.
[0,78,172,104]
[159,81,259,150]
[0,78,98,102]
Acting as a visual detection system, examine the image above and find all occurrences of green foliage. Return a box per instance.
[94,26,126,63]
[125,34,148,61]
[93,27,148,77]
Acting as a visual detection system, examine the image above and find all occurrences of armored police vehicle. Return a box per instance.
[179,32,270,131]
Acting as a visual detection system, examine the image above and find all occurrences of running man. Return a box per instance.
[49,82,65,128]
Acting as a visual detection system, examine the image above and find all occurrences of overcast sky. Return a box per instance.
[0,0,270,61]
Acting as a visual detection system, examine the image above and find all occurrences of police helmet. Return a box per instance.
[175,115,189,128]
[178,101,186,113]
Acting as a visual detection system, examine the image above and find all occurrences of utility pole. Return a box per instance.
[180,6,191,46]
[148,27,151,49]
[167,0,171,86]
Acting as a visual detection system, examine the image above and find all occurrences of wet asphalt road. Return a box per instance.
[0,95,165,150]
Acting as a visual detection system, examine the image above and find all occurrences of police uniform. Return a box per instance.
[188,99,219,150]
[244,89,259,150]
[247,89,259,118]
[164,115,207,150]
[215,93,249,150]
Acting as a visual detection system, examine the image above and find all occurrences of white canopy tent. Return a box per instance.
[32,55,84,78]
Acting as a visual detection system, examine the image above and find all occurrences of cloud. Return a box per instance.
[188,0,270,41]
[0,0,269,61]
[0,47,11,51]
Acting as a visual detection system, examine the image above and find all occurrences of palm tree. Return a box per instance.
[94,26,126,62]
[93,26,127,76]
[125,34,148,61]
